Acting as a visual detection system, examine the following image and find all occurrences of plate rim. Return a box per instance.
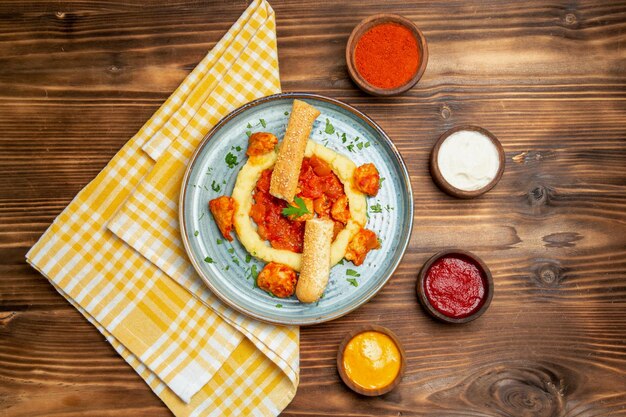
[179,92,414,326]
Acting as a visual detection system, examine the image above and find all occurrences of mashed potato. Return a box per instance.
[231,141,367,271]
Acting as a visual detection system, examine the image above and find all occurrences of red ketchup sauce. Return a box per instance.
[424,255,487,318]
[250,157,345,253]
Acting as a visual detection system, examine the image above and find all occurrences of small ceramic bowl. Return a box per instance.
[337,325,406,396]
[346,14,428,96]
[430,125,505,199]
[416,249,494,324]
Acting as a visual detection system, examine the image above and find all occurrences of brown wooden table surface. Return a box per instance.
[1,1,626,416]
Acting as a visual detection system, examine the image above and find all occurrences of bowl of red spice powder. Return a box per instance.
[346,14,428,96]
[416,249,494,324]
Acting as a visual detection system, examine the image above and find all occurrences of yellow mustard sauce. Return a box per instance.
[342,331,401,390]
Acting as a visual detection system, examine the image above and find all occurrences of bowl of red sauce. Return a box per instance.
[417,250,494,324]
[346,14,428,96]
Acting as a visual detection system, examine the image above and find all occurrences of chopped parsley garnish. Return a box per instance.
[324,118,335,134]
[380,177,386,186]
[228,248,235,254]
[260,118,267,128]
[282,196,310,218]
[370,203,383,213]
[225,152,238,168]
[365,142,371,148]
[284,111,289,116]
[338,259,344,265]
[315,293,326,306]
[194,230,199,237]
[357,142,364,150]
[211,180,221,192]
[341,133,347,143]
[347,278,359,287]
[216,239,223,245]
[250,264,258,280]
[245,254,252,263]
[246,131,251,138]
[346,144,355,152]
[346,269,361,277]
[204,256,214,264]
[246,122,253,128]
[232,258,240,266]
[275,304,283,308]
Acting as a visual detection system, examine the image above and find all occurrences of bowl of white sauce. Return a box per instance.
[430,126,505,198]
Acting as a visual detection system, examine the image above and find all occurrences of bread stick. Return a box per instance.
[270,99,320,202]
[296,218,334,303]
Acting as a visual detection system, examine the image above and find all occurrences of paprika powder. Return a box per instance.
[354,22,419,89]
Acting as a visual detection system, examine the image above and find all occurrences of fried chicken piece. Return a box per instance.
[345,228,380,266]
[257,262,297,298]
[208,196,236,241]
[353,163,380,196]
[246,132,278,157]
[330,195,350,224]
[313,194,331,218]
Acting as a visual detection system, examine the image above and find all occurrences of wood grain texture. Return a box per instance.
[1,0,626,416]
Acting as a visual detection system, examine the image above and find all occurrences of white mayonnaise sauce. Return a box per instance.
[437,130,500,191]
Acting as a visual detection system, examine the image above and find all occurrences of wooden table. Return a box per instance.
[1,1,625,415]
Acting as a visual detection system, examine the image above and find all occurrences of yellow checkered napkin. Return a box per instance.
[26,1,298,415]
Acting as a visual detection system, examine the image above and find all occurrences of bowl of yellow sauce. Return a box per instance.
[337,325,405,395]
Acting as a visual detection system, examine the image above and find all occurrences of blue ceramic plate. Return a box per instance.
[180,93,413,325]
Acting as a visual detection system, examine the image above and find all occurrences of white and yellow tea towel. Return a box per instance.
[26,1,298,415]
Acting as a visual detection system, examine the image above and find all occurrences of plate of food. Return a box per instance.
[180,92,413,325]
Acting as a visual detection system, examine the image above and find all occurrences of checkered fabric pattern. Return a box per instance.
[26,1,298,416]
